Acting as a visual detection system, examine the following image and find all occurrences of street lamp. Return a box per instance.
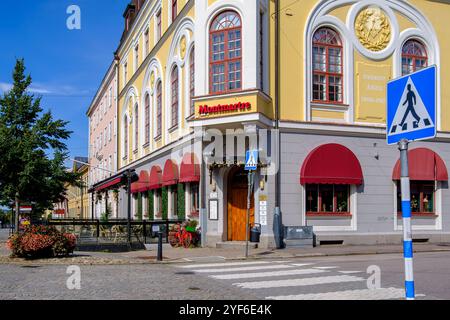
[120,170,139,247]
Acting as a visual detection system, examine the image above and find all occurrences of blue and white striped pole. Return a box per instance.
[399,139,415,300]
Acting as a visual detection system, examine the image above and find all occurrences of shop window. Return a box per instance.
[312,27,343,103]
[209,10,242,94]
[402,39,428,76]
[155,189,162,217]
[306,184,350,214]
[397,181,435,214]
[170,67,179,129]
[171,185,178,217]
[190,184,199,215]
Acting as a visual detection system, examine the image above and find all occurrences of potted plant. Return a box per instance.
[185,220,198,233]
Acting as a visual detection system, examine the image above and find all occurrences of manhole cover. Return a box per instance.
[175,271,195,275]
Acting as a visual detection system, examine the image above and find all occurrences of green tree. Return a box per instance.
[0,59,79,230]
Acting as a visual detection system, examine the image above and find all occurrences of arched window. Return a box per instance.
[144,93,150,144]
[402,39,428,75]
[312,27,343,103]
[210,10,242,94]
[124,116,128,159]
[156,81,162,138]
[189,47,195,116]
[134,104,139,151]
[171,67,179,128]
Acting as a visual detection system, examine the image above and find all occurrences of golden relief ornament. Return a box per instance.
[355,6,391,52]
[179,36,187,59]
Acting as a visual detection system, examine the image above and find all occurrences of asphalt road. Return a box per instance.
[0,251,449,300]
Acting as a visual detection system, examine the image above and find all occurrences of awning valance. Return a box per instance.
[162,159,179,186]
[94,177,123,192]
[179,153,200,183]
[131,170,150,194]
[300,144,363,185]
[149,166,163,190]
[392,148,448,181]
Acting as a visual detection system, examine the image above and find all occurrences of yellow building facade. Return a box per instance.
[102,0,450,247]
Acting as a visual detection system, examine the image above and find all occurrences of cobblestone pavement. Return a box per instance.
[1,252,449,300]
[0,263,257,300]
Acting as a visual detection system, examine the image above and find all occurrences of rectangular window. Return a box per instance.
[124,62,128,83]
[144,28,149,57]
[156,10,162,42]
[306,184,350,214]
[397,182,435,214]
[109,88,112,107]
[171,0,177,23]
[108,122,112,141]
[135,45,139,71]
[171,186,178,217]
[155,189,162,216]
[259,10,264,91]
[191,184,199,214]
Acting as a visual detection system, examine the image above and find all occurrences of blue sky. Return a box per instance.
[0,0,128,167]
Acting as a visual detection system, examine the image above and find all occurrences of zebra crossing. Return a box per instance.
[176,260,425,300]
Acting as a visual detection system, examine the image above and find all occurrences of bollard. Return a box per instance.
[157,232,163,261]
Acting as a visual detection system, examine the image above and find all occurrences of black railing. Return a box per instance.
[46,219,184,244]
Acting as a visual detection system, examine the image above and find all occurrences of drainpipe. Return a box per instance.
[273,0,284,249]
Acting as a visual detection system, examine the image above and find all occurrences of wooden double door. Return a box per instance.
[227,167,254,241]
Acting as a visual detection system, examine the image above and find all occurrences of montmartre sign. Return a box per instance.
[199,102,252,116]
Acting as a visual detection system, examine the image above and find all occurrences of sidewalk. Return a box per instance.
[78,242,450,264]
[2,236,450,265]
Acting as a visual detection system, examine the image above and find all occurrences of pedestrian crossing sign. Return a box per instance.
[245,150,258,171]
[387,65,437,145]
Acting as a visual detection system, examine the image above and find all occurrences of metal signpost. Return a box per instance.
[244,150,258,258]
[387,65,437,300]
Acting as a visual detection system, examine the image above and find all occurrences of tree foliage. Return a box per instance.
[0,59,79,215]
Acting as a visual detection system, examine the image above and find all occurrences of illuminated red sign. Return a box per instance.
[199,102,251,115]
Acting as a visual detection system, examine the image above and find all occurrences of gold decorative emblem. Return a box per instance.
[180,36,187,59]
[355,7,391,52]
[150,71,155,89]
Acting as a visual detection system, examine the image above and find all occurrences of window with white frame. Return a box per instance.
[189,47,195,116]
[312,27,343,104]
[209,10,242,94]
[134,45,139,72]
[402,39,428,76]
[144,93,150,144]
[156,81,162,138]
[156,10,162,42]
[123,116,128,159]
[134,103,139,151]
[170,66,179,129]
[144,28,149,57]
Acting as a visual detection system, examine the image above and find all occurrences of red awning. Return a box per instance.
[149,166,163,190]
[162,159,179,186]
[300,144,363,185]
[179,153,200,183]
[95,177,122,192]
[131,170,150,194]
[392,148,448,181]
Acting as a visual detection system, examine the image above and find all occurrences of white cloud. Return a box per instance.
[0,82,90,96]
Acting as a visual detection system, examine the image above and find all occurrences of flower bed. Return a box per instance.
[7,225,77,259]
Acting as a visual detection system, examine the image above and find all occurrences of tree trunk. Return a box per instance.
[15,194,20,233]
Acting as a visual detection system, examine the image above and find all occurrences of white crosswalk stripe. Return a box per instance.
[192,264,294,273]
[176,260,423,300]
[211,268,327,280]
[179,261,271,269]
[233,275,365,289]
